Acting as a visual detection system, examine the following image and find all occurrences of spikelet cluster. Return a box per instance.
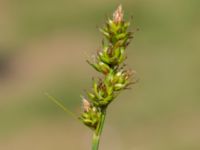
[80,5,136,130]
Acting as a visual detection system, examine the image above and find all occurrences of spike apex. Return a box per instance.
[113,5,124,24]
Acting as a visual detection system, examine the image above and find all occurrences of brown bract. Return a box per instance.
[82,98,91,112]
[113,5,124,24]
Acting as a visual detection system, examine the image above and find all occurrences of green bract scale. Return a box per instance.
[80,98,101,130]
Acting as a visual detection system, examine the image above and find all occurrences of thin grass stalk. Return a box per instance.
[92,109,106,150]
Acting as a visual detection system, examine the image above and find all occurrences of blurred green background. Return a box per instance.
[0,0,200,149]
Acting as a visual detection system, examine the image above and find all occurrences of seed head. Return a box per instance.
[113,5,124,24]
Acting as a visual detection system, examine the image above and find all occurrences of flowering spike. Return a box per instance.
[79,5,137,150]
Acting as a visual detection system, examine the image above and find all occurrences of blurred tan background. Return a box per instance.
[0,0,200,149]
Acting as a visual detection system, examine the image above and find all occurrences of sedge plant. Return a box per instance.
[79,5,136,150]
[46,5,136,150]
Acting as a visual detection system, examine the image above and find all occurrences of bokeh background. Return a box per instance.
[0,0,200,149]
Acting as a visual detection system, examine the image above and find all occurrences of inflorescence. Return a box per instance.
[80,5,136,131]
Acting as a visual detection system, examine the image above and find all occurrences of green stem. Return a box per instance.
[92,110,106,150]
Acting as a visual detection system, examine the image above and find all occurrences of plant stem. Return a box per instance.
[92,110,106,150]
